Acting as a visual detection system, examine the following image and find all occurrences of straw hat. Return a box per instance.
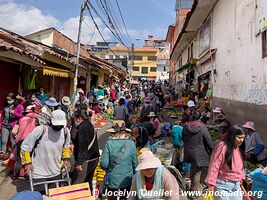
[61,96,71,106]
[135,150,162,171]
[147,112,156,117]
[106,120,131,133]
[242,121,255,131]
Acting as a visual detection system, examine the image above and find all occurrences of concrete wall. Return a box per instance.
[211,0,267,143]
[213,97,267,145]
[212,0,267,105]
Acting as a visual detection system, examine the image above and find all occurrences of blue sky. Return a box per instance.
[0,0,176,47]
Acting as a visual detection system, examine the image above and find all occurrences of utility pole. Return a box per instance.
[73,0,87,95]
[129,43,134,81]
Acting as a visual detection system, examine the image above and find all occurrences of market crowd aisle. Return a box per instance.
[0,80,267,200]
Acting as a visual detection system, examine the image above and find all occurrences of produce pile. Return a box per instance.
[209,130,221,141]
[94,117,107,127]
[245,161,261,174]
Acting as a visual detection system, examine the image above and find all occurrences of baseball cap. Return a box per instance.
[51,110,67,126]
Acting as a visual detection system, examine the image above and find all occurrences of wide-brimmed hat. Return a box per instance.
[147,112,156,117]
[106,120,131,133]
[45,97,59,107]
[242,121,255,131]
[135,150,162,171]
[187,100,195,108]
[51,110,67,126]
[213,107,222,114]
[61,96,71,106]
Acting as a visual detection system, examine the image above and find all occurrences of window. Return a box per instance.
[109,55,114,59]
[129,55,142,60]
[100,54,105,59]
[147,56,157,61]
[150,67,157,72]
[262,30,267,58]
[133,67,139,71]
[142,67,148,74]
[134,55,143,60]
[164,66,166,71]
[199,18,211,55]
[115,55,120,59]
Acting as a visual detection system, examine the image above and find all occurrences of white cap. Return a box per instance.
[51,110,67,126]
[187,100,196,108]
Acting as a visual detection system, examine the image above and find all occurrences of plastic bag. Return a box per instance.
[202,193,213,200]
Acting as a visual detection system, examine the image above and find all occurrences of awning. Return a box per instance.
[43,66,70,78]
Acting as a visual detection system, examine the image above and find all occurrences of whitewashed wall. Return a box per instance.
[212,0,267,105]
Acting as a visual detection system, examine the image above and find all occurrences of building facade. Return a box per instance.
[167,0,267,143]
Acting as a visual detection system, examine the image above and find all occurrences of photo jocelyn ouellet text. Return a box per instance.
[96,189,263,199]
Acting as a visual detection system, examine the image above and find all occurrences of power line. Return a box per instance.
[87,1,126,46]
[114,0,132,44]
[103,0,131,45]
[86,4,117,56]
[87,0,129,47]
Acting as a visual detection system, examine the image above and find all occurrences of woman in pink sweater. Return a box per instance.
[205,125,246,200]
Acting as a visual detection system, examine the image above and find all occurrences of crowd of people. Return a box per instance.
[0,80,267,200]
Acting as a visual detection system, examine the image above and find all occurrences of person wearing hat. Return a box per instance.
[243,121,267,164]
[76,88,88,109]
[101,120,137,200]
[21,110,71,192]
[13,105,38,178]
[128,150,180,200]
[209,107,231,138]
[140,97,153,123]
[42,97,59,113]
[148,112,161,138]
[60,96,72,119]
[71,109,99,195]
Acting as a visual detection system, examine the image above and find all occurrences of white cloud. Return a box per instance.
[0,1,112,45]
[0,1,167,47]
[0,1,59,35]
